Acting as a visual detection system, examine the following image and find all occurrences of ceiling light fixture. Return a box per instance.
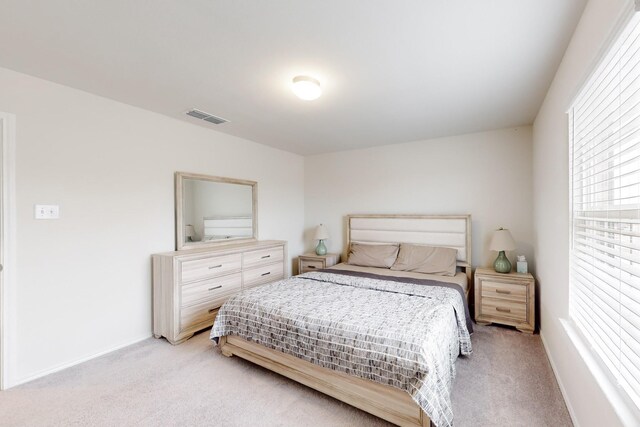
[292,75,322,100]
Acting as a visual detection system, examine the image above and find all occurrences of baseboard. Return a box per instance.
[8,334,152,388]
[540,331,580,427]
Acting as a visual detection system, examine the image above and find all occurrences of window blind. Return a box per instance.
[569,11,640,409]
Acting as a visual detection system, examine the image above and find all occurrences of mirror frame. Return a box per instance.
[175,171,258,250]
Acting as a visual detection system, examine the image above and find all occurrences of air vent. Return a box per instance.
[186,109,208,119]
[203,115,227,125]
[186,109,229,125]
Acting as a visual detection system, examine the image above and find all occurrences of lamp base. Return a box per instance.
[315,239,327,255]
[493,250,511,273]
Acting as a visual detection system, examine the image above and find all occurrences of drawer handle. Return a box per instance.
[307,265,316,269]
[496,307,511,313]
[208,264,223,269]
[208,285,222,291]
[261,272,271,277]
[496,289,511,295]
[208,308,217,314]
[261,255,271,259]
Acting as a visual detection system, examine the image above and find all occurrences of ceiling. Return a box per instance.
[0,0,587,155]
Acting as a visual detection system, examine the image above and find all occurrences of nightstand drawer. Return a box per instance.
[244,246,284,269]
[179,253,242,284]
[180,273,242,307]
[481,297,527,322]
[481,280,527,303]
[300,259,324,273]
[297,253,339,275]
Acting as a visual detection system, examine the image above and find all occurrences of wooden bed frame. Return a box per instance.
[220,335,430,427]
[219,214,472,427]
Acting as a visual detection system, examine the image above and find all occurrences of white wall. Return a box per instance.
[0,67,305,386]
[304,126,534,271]
[533,0,632,425]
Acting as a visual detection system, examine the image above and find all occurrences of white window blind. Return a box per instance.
[569,11,640,409]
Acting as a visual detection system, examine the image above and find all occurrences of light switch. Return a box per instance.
[34,205,60,219]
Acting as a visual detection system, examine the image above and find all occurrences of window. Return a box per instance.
[569,12,640,409]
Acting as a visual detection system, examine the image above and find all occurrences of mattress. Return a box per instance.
[327,262,469,295]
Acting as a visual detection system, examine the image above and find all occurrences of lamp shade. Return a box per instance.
[314,224,329,240]
[185,224,195,238]
[292,76,322,100]
[489,228,516,251]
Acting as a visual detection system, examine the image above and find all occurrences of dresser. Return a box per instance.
[298,253,340,274]
[152,240,287,344]
[474,267,535,334]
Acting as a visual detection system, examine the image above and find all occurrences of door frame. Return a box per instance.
[0,112,16,390]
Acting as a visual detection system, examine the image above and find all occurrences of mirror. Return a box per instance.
[175,172,257,250]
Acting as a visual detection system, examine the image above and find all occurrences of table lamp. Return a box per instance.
[489,227,516,273]
[314,224,329,255]
[185,224,195,242]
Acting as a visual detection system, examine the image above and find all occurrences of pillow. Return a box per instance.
[347,243,400,268]
[390,244,458,276]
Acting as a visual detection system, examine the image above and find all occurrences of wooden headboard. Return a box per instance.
[203,216,253,240]
[346,214,472,283]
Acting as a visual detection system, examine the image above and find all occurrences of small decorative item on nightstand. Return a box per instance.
[314,224,329,255]
[489,227,516,273]
[474,267,535,334]
[298,253,340,274]
[516,255,528,274]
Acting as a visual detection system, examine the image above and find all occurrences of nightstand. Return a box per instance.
[298,253,340,274]
[474,267,535,334]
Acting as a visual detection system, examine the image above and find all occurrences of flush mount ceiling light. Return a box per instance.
[292,75,322,100]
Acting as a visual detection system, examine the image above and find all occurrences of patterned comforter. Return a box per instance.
[210,269,472,427]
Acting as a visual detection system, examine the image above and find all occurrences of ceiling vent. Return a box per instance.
[186,109,229,125]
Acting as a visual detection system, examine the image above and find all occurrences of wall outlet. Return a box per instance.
[34,205,60,219]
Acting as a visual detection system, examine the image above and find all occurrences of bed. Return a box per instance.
[211,214,473,427]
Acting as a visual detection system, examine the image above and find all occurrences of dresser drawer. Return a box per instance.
[300,259,324,273]
[181,273,242,307]
[243,262,285,289]
[180,300,220,332]
[481,297,527,323]
[179,253,242,283]
[481,280,527,303]
[243,246,284,269]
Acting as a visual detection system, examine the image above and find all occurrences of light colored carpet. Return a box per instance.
[0,325,571,427]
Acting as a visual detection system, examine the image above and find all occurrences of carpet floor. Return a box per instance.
[0,325,571,426]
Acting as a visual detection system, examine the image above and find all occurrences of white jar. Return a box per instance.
[516,256,528,274]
